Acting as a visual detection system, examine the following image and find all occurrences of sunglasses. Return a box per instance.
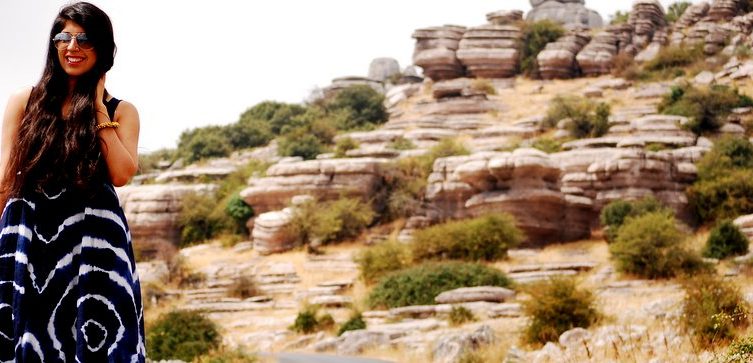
[52,32,94,50]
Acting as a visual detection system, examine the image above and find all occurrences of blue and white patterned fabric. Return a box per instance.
[0,182,145,362]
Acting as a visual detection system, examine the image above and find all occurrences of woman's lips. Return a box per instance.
[66,56,84,65]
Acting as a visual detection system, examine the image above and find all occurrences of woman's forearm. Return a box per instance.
[97,127,138,186]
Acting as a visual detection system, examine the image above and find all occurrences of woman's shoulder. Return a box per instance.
[112,98,139,121]
[6,86,33,111]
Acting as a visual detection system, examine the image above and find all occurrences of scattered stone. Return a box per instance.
[432,325,495,363]
[559,327,591,346]
[435,286,516,304]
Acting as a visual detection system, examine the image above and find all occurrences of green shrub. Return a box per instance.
[411,213,523,262]
[544,96,611,138]
[177,192,225,247]
[520,20,565,77]
[177,126,233,163]
[225,194,254,226]
[610,10,630,24]
[610,211,706,278]
[666,1,692,23]
[660,84,753,134]
[645,46,703,72]
[381,157,429,221]
[600,196,670,242]
[337,312,367,336]
[703,220,749,259]
[223,118,273,150]
[367,262,512,309]
[388,136,416,150]
[523,278,600,345]
[714,336,753,363]
[449,305,477,326]
[146,310,221,362]
[334,137,359,157]
[419,138,470,174]
[689,137,753,223]
[286,197,374,246]
[138,147,178,174]
[196,348,257,363]
[239,101,307,135]
[289,305,333,334]
[531,137,562,153]
[356,239,412,284]
[326,85,388,130]
[682,273,749,348]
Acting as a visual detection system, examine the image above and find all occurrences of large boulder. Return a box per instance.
[526,0,604,29]
[368,57,401,82]
[117,183,217,260]
[456,25,521,78]
[413,26,466,80]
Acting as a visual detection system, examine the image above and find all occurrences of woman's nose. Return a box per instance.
[66,38,80,51]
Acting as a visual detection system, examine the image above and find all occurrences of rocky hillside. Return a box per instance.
[130,1,753,362]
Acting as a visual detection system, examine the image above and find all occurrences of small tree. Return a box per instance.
[703,220,749,259]
[523,278,600,344]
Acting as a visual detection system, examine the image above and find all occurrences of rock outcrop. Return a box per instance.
[576,30,620,76]
[413,26,466,81]
[538,32,591,79]
[457,25,521,78]
[368,57,401,82]
[117,183,217,259]
[240,157,388,215]
[526,0,604,29]
[628,0,667,49]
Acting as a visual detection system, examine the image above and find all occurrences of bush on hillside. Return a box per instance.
[147,310,221,362]
[659,84,753,134]
[689,137,753,223]
[610,10,630,25]
[337,312,367,336]
[703,220,750,259]
[645,46,703,73]
[666,1,692,23]
[239,101,307,135]
[448,305,477,326]
[523,278,600,345]
[520,20,565,77]
[138,147,178,174]
[600,196,671,241]
[531,137,563,153]
[714,336,753,363]
[286,197,374,246]
[470,79,497,95]
[411,213,523,262]
[419,138,470,173]
[227,276,259,299]
[356,239,412,284]
[367,262,512,309]
[177,192,227,247]
[334,137,359,157]
[326,85,388,130]
[388,136,416,150]
[177,126,233,163]
[609,211,707,278]
[682,273,749,348]
[289,305,334,334]
[544,96,611,138]
[381,157,429,221]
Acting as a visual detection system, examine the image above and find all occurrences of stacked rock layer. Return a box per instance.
[537,32,591,79]
[413,26,466,80]
[457,25,522,78]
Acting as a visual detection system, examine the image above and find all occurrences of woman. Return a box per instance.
[0,2,144,362]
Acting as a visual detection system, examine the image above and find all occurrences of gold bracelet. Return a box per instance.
[96,121,120,130]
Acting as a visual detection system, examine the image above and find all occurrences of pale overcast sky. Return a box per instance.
[0,0,693,153]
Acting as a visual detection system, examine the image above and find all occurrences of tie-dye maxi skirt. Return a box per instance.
[0,182,145,362]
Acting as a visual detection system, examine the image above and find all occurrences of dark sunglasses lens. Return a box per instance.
[53,33,94,50]
[53,33,71,49]
[76,35,94,49]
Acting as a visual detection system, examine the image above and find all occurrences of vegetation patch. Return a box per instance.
[703,220,749,259]
[520,20,565,77]
[449,305,477,326]
[689,136,753,223]
[544,96,610,138]
[286,197,374,247]
[682,273,749,348]
[337,312,367,336]
[411,213,523,262]
[609,211,707,279]
[147,310,221,362]
[600,196,671,242]
[356,239,412,284]
[367,262,511,309]
[522,278,600,345]
[659,84,753,135]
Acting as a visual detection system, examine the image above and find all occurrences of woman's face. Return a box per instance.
[56,20,97,78]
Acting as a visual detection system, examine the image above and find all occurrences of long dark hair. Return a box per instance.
[1,2,116,200]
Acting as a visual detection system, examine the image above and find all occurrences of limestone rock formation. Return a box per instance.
[675,1,710,31]
[368,57,401,82]
[537,32,591,79]
[239,157,388,215]
[117,183,217,259]
[486,10,524,25]
[252,208,295,255]
[426,149,594,244]
[456,25,522,78]
[413,26,466,80]
[526,0,604,29]
[323,76,384,98]
[628,0,667,49]
[708,0,748,21]
[576,30,620,76]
